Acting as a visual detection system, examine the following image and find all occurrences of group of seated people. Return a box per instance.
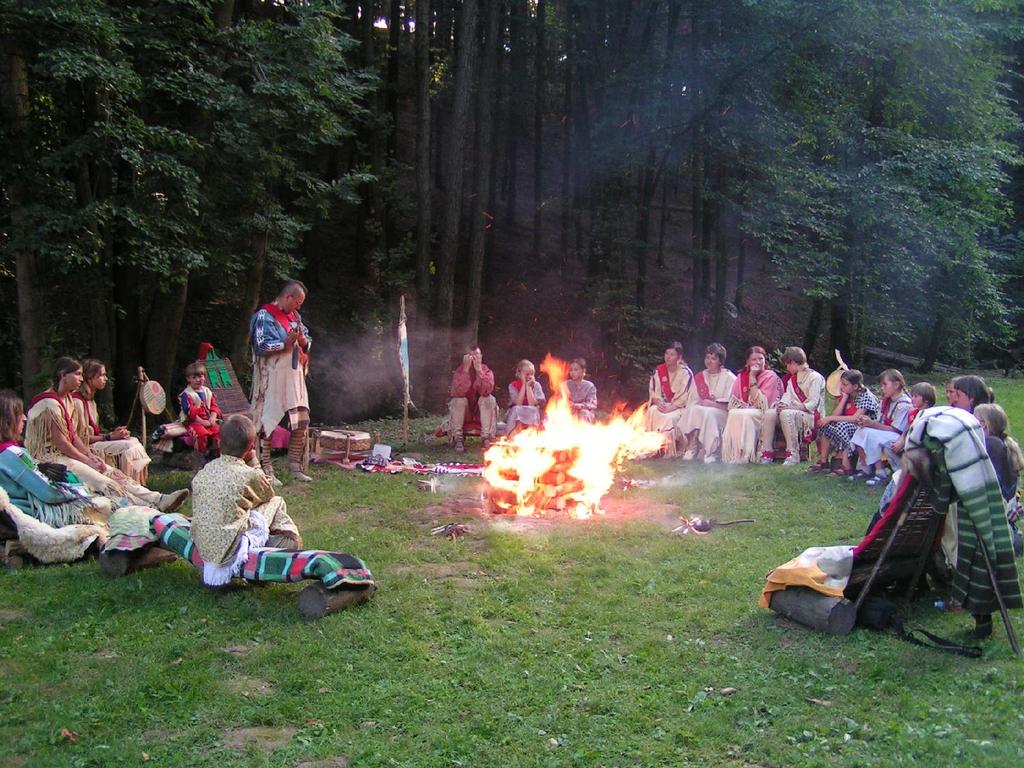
[0,356,308,582]
[442,345,597,452]
[643,341,826,465]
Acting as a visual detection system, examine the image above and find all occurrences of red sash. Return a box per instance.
[788,373,821,439]
[842,400,859,417]
[261,302,297,333]
[790,376,807,404]
[738,369,753,403]
[907,407,920,427]
[656,364,675,402]
[71,392,101,436]
[29,391,76,438]
[694,371,711,401]
[879,395,907,427]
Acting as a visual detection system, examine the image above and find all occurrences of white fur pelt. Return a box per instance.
[0,486,107,563]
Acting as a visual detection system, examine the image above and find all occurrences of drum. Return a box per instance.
[825,349,850,397]
[141,380,167,415]
[315,429,372,458]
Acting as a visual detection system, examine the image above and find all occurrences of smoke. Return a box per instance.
[307,326,405,424]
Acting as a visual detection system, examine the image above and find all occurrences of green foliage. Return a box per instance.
[0,0,372,387]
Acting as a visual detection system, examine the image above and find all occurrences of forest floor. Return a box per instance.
[1,381,1022,767]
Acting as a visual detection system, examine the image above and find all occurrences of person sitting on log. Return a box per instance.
[849,369,913,484]
[565,358,598,423]
[73,358,152,485]
[758,346,826,467]
[0,389,149,564]
[721,346,782,464]
[810,369,879,476]
[444,344,499,453]
[678,343,736,463]
[25,357,189,513]
[189,413,302,587]
[644,341,694,457]
[506,359,546,436]
[178,361,223,460]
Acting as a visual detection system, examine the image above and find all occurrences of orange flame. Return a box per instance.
[483,354,663,518]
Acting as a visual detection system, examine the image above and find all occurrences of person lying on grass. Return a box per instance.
[190,413,302,587]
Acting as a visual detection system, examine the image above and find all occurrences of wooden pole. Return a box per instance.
[400,295,409,445]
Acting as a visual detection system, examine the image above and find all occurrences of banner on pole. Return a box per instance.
[398,296,414,409]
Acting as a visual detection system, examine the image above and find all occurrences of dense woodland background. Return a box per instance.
[3,0,1024,424]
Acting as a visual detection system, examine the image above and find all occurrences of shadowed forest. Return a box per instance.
[3,1,1024,423]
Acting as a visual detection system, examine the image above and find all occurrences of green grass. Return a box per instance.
[2,381,1023,767]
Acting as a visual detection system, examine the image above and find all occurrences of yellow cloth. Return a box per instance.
[758,545,854,608]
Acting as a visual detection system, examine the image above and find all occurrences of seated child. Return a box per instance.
[885,382,936,460]
[849,369,912,483]
[565,358,597,423]
[812,369,879,476]
[506,359,546,435]
[190,414,302,586]
[974,403,1023,557]
[179,362,222,457]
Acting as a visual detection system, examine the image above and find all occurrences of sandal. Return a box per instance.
[807,462,830,473]
[830,468,852,477]
[847,470,871,481]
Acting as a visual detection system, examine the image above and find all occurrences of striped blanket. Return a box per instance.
[103,512,375,590]
[150,514,374,590]
[907,407,1022,614]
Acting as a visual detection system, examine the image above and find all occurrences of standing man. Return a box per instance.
[446,345,499,453]
[250,280,312,485]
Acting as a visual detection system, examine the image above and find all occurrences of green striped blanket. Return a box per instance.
[907,407,1022,614]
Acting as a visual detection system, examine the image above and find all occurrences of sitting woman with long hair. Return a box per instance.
[73,358,152,484]
[721,346,782,464]
[25,357,188,513]
[0,389,120,563]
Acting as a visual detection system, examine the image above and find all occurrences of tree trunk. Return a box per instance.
[560,10,572,266]
[144,279,190,390]
[690,134,704,325]
[214,0,236,28]
[656,178,669,268]
[465,0,500,342]
[734,234,747,311]
[531,0,546,263]
[230,230,268,372]
[712,196,727,338]
[1,41,46,396]
[414,0,433,303]
[919,310,947,373]
[113,265,144,416]
[829,295,851,361]
[802,297,824,363]
[386,0,402,158]
[504,0,528,226]
[635,149,656,308]
[434,0,479,326]
[432,0,454,189]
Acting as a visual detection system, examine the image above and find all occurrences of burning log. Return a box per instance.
[480,354,665,517]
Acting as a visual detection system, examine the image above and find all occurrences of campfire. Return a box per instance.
[482,355,664,518]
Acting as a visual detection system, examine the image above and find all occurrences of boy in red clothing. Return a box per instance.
[446,345,499,453]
